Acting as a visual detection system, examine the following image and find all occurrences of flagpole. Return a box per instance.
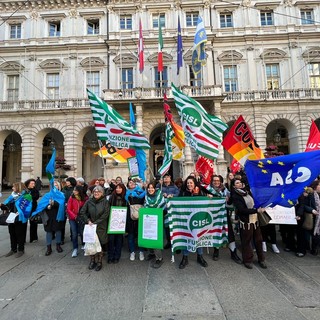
[97,140,106,178]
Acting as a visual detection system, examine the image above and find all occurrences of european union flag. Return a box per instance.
[245,150,320,208]
[192,16,207,75]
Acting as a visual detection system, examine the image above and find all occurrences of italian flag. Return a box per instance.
[158,20,163,72]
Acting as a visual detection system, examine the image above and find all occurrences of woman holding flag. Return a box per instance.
[1,182,28,258]
[178,175,208,269]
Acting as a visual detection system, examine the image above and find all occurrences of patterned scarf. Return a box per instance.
[145,189,166,208]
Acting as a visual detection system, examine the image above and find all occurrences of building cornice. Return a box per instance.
[0,0,108,12]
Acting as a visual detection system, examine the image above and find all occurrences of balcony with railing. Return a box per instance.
[1,87,320,111]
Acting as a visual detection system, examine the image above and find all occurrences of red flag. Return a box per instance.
[230,158,241,174]
[158,21,163,72]
[138,19,144,73]
[222,115,264,165]
[305,120,320,151]
[195,156,214,185]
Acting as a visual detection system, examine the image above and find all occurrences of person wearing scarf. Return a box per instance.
[302,180,320,256]
[79,185,109,271]
[1,182,27,258]
[204,175,242,264]
[42,181,66,256]
[108,183,127,263]
[231,179,267,269]
[144,182,166,268]
[66,185,87,258]
[178,175,208,269]
[125,179,146,261]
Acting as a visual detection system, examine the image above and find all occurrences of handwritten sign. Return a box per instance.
[266,205,297,225]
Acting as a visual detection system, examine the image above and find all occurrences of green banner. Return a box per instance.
[138,208,163,249]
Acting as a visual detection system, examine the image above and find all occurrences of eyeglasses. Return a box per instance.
[93,190,102,193]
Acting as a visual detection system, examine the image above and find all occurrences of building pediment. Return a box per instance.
[39,59,64,70]
[260,48,287,61]
[217,50,243,62]
[113,53,137,66]
[0,61,25,72]
[80,57,105,68]
[148,53,173,64]
[302,47,320,61]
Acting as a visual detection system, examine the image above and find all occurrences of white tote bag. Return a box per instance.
[6,212,18,224]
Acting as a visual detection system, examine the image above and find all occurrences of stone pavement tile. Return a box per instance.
[299,308,320,320]
[261,253,320,308]
[205,249,307,320]
[141,254,225,320]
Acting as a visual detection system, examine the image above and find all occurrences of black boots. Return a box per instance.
[45,245,52,256]
[197,254,208,267]
[95,253,103,271]
[212,248,219,261]
[88,255,97,270]
[56,244,63,253]
[230,248,242,264]
[179,256,188,269]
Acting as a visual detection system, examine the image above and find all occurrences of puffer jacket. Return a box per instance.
[79,196,110,245]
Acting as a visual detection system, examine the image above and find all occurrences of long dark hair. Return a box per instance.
[72,185,86,201]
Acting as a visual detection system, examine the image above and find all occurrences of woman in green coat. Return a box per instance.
[80,185,110,271]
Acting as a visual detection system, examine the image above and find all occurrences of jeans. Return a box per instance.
[182,247,203,256]
[46,231,61,245]
[69,220,79,249]
[128,233,144,253]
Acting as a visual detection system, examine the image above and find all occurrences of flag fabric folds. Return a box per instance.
[32,149,66,221]
[171,83,228,160]
[195,156,214,185]
[244,150,320,208]
[167,197,228,253]
[158,20,164,72]
[129,103,147,181]
[94,144,135,163]
[177,16,183,75]
[87,89,150,149]
[46,147,56,189]
[158,122,173,176]
[222,115,264,166]
[138,19,144,73]
[3,192,33,223]
[305,120,320,151]
[192,16,207,75]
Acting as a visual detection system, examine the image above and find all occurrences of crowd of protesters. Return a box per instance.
[0,171,319,272]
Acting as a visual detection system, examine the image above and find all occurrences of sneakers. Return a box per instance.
[262,242,267,252]
[5,250,16,257]
[152,259,164,269]
[130,252,135,261]
[139,251,145,261]
[71,249,78,258]
[296,252,305,257]
[271,244,280,254]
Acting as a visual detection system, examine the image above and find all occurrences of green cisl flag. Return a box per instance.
[167,196,228,253]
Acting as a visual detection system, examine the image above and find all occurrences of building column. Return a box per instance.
[182,144,194,179]
[0,145,3,192]
[20,128,36,182]
[211,96,228,177]
[135,103,143,133]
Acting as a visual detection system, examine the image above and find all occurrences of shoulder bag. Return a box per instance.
[130,204,142,220]
[302,212,313,230]
[258,210,272,227]
[0,210,10,226]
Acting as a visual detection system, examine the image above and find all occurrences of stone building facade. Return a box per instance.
[0,0,320,186]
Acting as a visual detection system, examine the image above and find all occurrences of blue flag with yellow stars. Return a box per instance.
[244,150,320,208]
